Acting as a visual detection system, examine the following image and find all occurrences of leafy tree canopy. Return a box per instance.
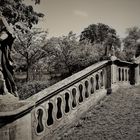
[43,32,78,76]
[43,31,105,79]
[80,23,121,57]
[123,27,140,60]
[0,0,44,30]
[80,23,120,45]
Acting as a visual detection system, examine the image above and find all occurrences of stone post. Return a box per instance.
[110,56,118,84]
[0,113,32,140]
[111,63,117,84]
[0,97,34,140]
[131,57,139,85]
[105,55,118,94]
[104,61,112,94]
[134,64,139,85]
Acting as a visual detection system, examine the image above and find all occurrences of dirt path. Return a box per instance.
[58,86,140,140]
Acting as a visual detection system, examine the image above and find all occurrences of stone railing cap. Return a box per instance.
[27,60,109,104]
[0,94,35,117]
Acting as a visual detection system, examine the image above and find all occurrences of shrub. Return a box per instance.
[17,81,50,100]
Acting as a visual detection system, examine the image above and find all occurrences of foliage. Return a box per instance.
[115,50,127,61]
[13,28,48,81]
[32,0,41,5]
[17,80,49,99]
[80,23,120,44]
[43,32,105,79]
[72,43,104,69]
[80,23,121,56]
[43,32,78,78]
[123,27,140,61]
[0,0,44,30]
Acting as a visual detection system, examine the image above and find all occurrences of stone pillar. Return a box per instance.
[129,65,135,85]
[105,56,118,94]
[131,57,139,85]
[0,113,32,140]
[110,55,117,84]
[0,97,34,140]
[111,63,117,84]
[105,62,112,94]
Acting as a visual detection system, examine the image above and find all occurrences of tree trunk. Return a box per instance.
[26,53,29,82]
[26,66,29,82]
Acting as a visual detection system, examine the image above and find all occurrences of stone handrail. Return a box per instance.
[27,60,108,104]
[0,58,139,140]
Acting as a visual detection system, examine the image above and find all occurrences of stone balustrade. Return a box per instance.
[0,58,139,140]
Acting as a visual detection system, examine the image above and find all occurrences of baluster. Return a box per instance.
[87,79,92,96]
[127,69,129,82]
[95,74,99,90]
[117,68,119,82]
[120,68,122,81]
[93,76,96,91]
[98,74,101,89]
[72,88,77,108]
[123,68,125,81]
[90,77,94,94]
[102,70,105,87]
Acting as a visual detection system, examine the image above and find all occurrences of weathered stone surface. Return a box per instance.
[0,94,19,112]
[0,58,139,140]
[58,85,140,140]
[42,89,107,140]
[0,113,32,140]
[27,60,108,103]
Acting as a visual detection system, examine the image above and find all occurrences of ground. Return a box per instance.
[58,85,140,140]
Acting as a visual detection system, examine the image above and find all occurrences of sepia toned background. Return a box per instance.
[25,0,140,38]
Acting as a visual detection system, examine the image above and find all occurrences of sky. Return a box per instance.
[25,0,140,38]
